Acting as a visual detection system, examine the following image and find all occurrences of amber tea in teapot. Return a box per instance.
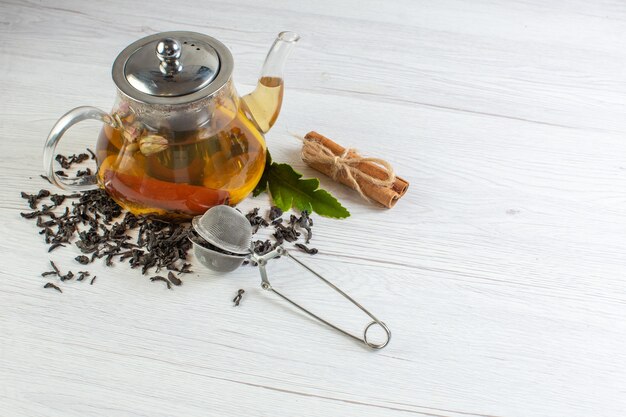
[44,31,299,218]
[96,90,269,216]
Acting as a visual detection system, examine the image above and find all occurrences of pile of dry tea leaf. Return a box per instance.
[21,186,194,291]
[242,206,317,264]
[21,153,318,293]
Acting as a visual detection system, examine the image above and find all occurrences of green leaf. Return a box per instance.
[267,163,350,218]
[252,150,272,197]
[250,149,349,218]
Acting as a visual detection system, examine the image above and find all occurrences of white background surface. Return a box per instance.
[2,1,626,416]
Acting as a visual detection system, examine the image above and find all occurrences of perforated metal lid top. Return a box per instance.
[112,31,233,105]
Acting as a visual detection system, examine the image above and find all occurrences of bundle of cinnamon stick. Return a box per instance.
[301,131,409,208]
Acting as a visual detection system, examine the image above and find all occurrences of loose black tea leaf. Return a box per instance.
[21,192,38,209]
[268,206,283,220]
[245,208,269,233]
[90,276,97,285]
[233,289,245,306]
[295,243,318,255]
[75,255,90,265]
[150,275,171,289]
[273,222,300,243]
[298,210,313,243]
[252,239,275,256]
[44,261,74,281]
[56,153,90,170]
[20,211,39,219]
[76,271,90,281]
[60,271,74,281]
[167,271,182,286]
[48,243,65,252]
[37,189,51,199]
[55,154,69,169]
[86,148,96,160]
[76,167,92,177]
[44,282,62,293]
[50,260,60,275]
[50,194,66,206]
[40,175,52,184]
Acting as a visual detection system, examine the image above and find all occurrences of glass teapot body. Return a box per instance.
[97,81,267,217]
[43,31,298,218]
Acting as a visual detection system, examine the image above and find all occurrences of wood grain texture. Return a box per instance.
[1,0,626,416]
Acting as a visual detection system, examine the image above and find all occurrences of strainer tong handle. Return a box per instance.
[251,246,391,349]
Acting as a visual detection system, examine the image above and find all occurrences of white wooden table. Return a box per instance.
[2,1,626,416]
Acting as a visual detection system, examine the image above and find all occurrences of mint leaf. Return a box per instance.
[250,149,349,218]
[252,150,272,197]
[267,163,350,218]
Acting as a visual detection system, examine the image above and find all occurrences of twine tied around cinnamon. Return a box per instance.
[297,131,409,208]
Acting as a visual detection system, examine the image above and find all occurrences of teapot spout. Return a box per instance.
[241,31,300,133]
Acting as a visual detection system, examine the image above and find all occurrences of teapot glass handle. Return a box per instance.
[43,106,116,191]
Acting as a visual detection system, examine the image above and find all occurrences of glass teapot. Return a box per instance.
[43,31,299,218]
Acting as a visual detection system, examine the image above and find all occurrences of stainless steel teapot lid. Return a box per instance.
[112,31,234,105]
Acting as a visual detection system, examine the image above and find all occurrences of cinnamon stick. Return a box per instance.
[302,131,409,208]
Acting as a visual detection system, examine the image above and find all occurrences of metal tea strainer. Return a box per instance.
[190,205,391,349]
